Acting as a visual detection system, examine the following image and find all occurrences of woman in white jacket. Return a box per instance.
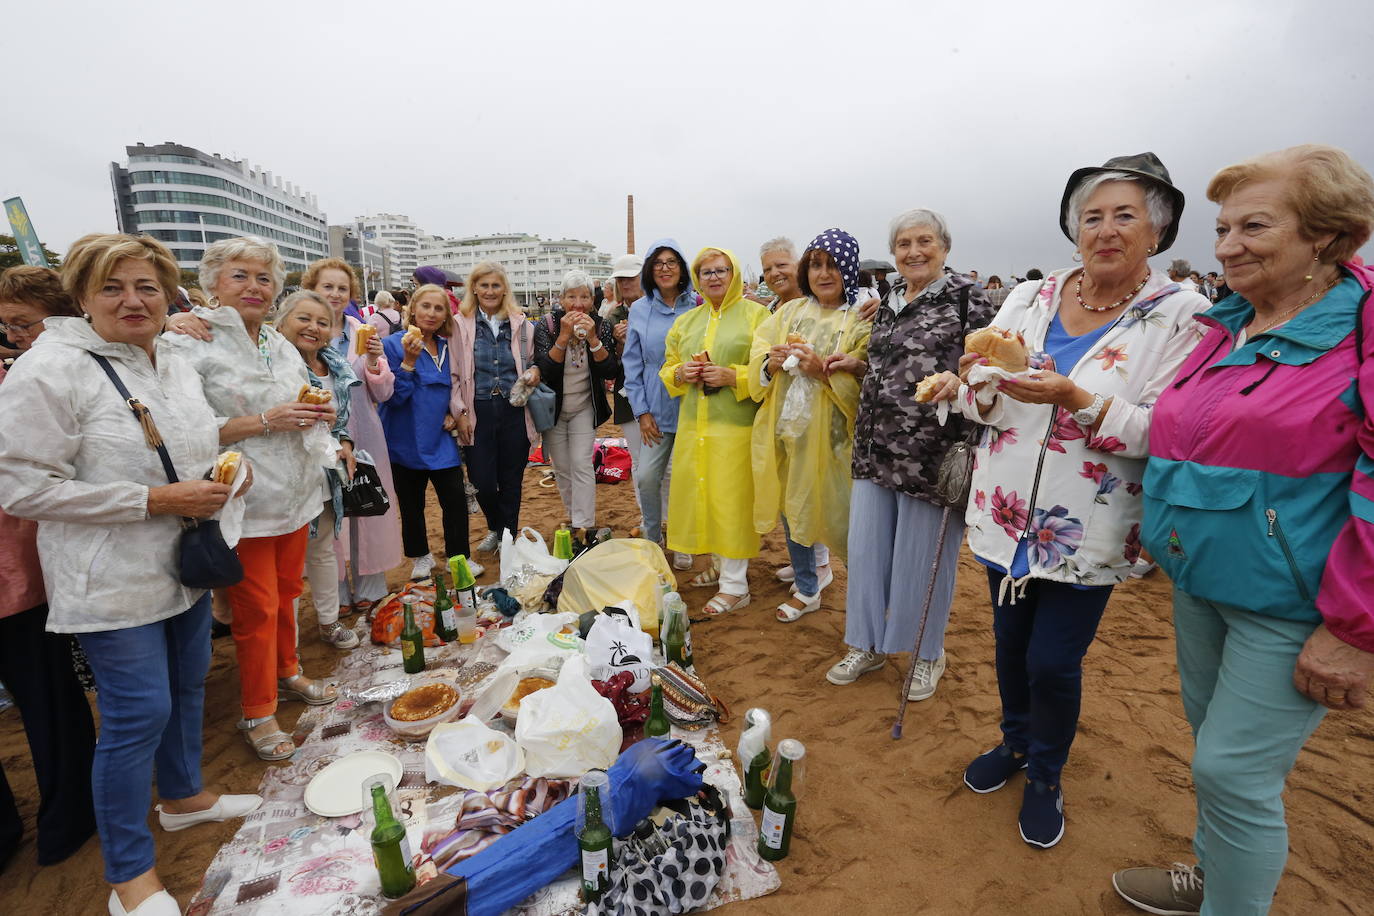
[0,234,261,916]
[930,154,1207,850]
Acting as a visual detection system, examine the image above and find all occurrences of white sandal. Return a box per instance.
[704,591,750,617]
[776,592,821,623]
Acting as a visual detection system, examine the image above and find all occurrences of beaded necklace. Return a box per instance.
[1075,269,1151,312]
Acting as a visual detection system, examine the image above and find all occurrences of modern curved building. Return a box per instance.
[110,142,329,273]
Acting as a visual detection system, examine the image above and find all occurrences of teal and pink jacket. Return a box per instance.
[1144,263,1374,652]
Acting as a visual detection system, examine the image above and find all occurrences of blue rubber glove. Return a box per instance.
[439,739,705,916]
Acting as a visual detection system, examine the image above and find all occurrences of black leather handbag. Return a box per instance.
[91,354,245,590]
[340,459,391,518]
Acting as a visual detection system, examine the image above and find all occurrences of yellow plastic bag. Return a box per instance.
[556,538,674,640]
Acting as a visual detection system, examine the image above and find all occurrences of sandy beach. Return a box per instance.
[2,429,1371,915]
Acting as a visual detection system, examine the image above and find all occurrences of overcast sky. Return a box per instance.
[3,0,1371,279]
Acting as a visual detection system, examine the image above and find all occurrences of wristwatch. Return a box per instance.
[1072,392,1106,427]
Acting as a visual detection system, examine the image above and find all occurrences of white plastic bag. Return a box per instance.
[496,612,584,673]
[500,526,570,584]
[213,456,252,548]
[515,655,620,778]
[584,612,653,693]
[425,719,525,792]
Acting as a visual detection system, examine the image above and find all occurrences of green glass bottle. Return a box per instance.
[758,739,805,861]
[431,565,458,644]
[644,682,671,739]
[661,591,693,668]
[577,771,613,904]
[739,707,773,810]
[400,595,426,674]
[369,780,416,898]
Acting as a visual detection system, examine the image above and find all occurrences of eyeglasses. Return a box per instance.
[0,318,44,335]
[699,268,732,280]
[651,260,678,271]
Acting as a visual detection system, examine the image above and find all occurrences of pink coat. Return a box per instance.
[448,311,540,446]
[335,316,403,578]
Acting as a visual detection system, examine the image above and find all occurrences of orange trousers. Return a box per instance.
[226,527,308,718]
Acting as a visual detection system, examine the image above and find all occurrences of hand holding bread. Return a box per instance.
[964,326,1029,373]
[353,324,376,356]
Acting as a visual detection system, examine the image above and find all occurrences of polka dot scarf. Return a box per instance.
[804,227,861,304]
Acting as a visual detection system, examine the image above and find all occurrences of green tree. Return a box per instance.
[179,269,201,290]
[0,234,61,269]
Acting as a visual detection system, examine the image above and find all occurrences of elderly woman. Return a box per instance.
[1112,146,1374,916]
[660,247,769,615]
[0,266,96,870]
[0,235,261,915]
[932,154,1208,849]
[380,283,474,577]
[604,255,646,529]
[163,236,339,763]
[749,229,872,622]
[449,261,539,552]
[827,212,992,693]
[534,269,620,539]
[273,290,361,649]
[623,239,697,565]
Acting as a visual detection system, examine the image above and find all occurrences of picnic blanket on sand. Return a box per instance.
[186,625,779,915]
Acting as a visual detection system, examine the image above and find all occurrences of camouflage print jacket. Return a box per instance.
[850,269,993,501]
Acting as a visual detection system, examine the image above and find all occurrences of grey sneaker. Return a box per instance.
[826,649,886,685]
[467,559,486,578]
[906,652,947,701]
[1112,864,1204,915]
[408,554,435,580]
[476,531,501,554]
[319,622,360,650]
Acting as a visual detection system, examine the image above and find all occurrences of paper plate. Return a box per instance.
[304,750,404,818]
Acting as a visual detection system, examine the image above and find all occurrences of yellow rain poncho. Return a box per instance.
[748,297,871,558]
[659,247,769,559]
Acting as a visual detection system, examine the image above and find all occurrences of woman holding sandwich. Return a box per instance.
[927,154,1207,848]
[0,234,261,916]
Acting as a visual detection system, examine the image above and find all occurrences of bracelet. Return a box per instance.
[589,340,604,353]
[260,412,270,434]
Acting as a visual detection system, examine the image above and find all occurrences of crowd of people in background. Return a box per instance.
[0,143,1372,916]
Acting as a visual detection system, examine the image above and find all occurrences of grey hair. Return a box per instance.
[758,236,797,260]
[199,236,286,296]
[373,289,396,310]
[560,268,595,296]
[1066,171,1174,244]
[888,209,952,253]
[272,289,337,331]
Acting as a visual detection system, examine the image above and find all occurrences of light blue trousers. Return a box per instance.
[1172,589,1327,916]
[634,430,675,543]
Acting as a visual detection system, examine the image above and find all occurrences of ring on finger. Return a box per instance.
[297,418,306,428]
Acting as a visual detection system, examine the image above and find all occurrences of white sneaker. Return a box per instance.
[468,559,486,578]
[906,652,947,701]
[673,551,692,571]
[319,622,360,650]
[776,565,796,583]
[476,531,501,554]
[826,648,886,685]
[409,554,435,579]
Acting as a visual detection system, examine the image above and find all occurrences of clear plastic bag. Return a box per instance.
[777,374,819,440]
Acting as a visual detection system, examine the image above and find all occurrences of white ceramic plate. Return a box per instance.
[304,750,404,818]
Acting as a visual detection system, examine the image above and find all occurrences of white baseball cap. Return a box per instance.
[610,254,644,279]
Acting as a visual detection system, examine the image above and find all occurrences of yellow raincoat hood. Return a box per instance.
[690,247,745,313]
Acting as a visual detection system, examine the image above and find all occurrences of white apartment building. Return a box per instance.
[357,213,421,287]
[110,142,328,273]
[416,233,614,304]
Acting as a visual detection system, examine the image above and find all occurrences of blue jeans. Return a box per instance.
[781,516,818,596]
[634,429,675,543]
[77,594,212,883]
[987,568,1112,786]
[1173,589,1326,916]
[464,397,531,538]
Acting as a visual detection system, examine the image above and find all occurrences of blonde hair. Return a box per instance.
[273,289,337,332]
[301,257,360,301]
[410,283,456,337]
[199,236,285,296]
[1207,144,1374,264]
[61,233,180,308]
[459,261,523,320]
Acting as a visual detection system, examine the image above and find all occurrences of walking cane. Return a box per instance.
[891,505,953,739]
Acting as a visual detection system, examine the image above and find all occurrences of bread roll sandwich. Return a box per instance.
[212,450,241,485]
[786,332,806,345]
[691,349,710,363]
[964,326,1029,373]
[914,374,943,403]
[353,324,376,356]
[297,384,333,404]
[402,324,422,347]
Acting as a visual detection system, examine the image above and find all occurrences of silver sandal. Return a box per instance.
[278,673,338,706]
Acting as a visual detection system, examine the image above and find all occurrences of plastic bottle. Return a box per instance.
[367,777,416,898]
[431,565,458,644]
[399,595,425,674]
[577,770,613,904]
[644,682,671,738]
[450,555,479,644]
[737,708,773,810]
[757,738,805,861]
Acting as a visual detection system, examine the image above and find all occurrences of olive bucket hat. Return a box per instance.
[1059,152,1186,254]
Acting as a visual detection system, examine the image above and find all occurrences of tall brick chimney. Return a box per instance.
[626,195,635,254]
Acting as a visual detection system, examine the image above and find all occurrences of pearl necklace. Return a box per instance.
[1075,269,1150,312]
